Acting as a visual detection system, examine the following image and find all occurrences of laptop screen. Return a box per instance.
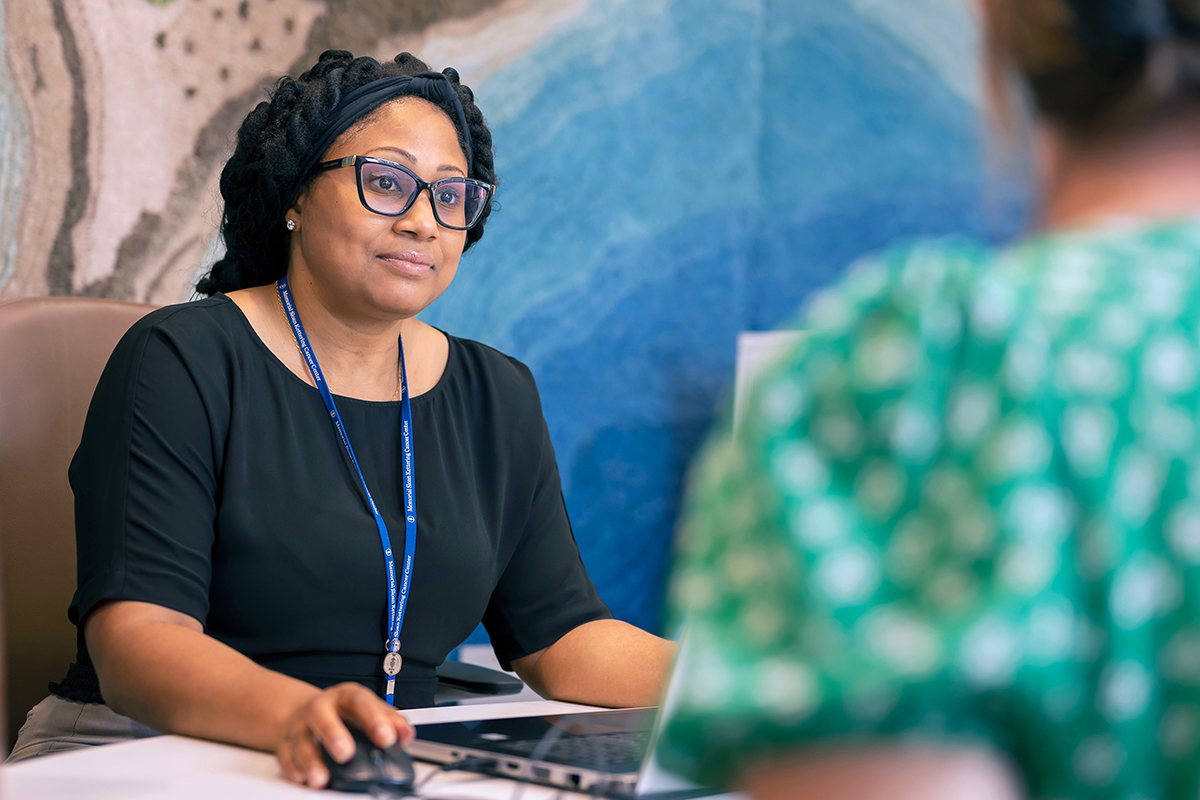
[412,707,657,776]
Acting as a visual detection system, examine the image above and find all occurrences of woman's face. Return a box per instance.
[288,97,470,321]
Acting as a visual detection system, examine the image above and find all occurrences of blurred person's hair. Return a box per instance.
[985,0,1200,142]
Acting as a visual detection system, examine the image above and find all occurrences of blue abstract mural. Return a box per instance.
[421,0,1030,640]
[2,0,1028,644]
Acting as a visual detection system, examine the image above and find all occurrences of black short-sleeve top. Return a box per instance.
[56,296,611,709]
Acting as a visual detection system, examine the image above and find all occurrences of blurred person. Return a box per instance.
[6,50,673,786]
[661,1,1200,798]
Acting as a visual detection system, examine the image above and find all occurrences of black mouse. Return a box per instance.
[321,724,416,795]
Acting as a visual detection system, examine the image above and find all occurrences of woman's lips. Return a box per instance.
[378,250,434,274]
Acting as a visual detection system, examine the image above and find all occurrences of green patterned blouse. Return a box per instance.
[662,220,1200,799]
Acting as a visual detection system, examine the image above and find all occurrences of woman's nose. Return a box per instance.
[394,189,439,238]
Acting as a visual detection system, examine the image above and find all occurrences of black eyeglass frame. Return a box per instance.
[311,155,495,231]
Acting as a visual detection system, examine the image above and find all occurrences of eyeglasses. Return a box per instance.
[311,156,494,231]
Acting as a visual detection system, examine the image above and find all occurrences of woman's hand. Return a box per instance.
[276,682,415,788]
[85,600,414,781]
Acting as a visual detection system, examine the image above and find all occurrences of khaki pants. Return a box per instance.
[5,694,161,762]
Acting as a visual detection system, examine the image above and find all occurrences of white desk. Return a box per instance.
[0,700,614,800]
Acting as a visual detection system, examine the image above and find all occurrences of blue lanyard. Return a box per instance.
[277,277,416,706]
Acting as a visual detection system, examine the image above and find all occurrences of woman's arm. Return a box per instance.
[86,600,413,787]
[510,619,676,707]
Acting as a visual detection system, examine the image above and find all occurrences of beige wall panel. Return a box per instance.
[2,0,506,303]
[3,0,72,300]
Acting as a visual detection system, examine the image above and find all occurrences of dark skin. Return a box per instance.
[735,746,1022,800]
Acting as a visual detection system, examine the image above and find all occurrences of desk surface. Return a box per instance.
[0,700,607,800]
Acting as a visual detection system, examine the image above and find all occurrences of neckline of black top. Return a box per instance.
[215,293,455,407]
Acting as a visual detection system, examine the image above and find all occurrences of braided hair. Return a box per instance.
[197,51,496,296]
[986,0,1200,139]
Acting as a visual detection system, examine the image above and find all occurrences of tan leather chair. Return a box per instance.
[0,296,155,753]
[0,525,5,756]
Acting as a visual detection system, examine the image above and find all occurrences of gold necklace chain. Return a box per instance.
[275,290,402,402]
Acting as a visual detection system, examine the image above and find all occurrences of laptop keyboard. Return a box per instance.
[490,731,650,765]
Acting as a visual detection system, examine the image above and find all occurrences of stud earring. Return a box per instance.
[286,219,297,231]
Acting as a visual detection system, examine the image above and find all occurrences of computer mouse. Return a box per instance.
[321,724,416,795]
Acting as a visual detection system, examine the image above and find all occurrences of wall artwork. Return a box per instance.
[1,0,1025,636]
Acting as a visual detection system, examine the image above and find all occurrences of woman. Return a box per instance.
[8,51,674,787]
[662,1,1200,798]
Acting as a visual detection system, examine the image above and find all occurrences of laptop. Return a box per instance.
[409,633,710,798]
[732,330,805,434]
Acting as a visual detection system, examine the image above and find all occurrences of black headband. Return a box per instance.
[286,72,473,210]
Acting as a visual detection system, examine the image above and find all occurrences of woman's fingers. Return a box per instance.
[278,719,331,788]
[277,732,303,784]
[276,682,414,788]
[396,711,416,746]
[278,687,354,788]
[333,682,412,748]
[297,726,332,787]
[305,688,358,762]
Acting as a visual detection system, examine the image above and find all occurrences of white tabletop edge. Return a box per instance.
[0,700,624,800]
[402,699,601,725]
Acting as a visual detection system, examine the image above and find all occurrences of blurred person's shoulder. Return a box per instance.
[996,217,1200,302]
[795,219,1200,353]
[733,236,993,450]
[798,236,991,345]
[752,235,992,402]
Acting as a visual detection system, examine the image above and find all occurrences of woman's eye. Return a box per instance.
[435,186,464,207]
[373,176,401,193]
[365,169,408,195]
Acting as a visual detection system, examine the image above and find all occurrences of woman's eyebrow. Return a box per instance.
[368,146,466,176]
[369,146,417,162]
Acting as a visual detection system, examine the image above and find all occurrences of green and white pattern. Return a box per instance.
[663,220,1200,798]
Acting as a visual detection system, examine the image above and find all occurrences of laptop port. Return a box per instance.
[531,766,550,780]
[506,762,520,771]
[567,773,582,788]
